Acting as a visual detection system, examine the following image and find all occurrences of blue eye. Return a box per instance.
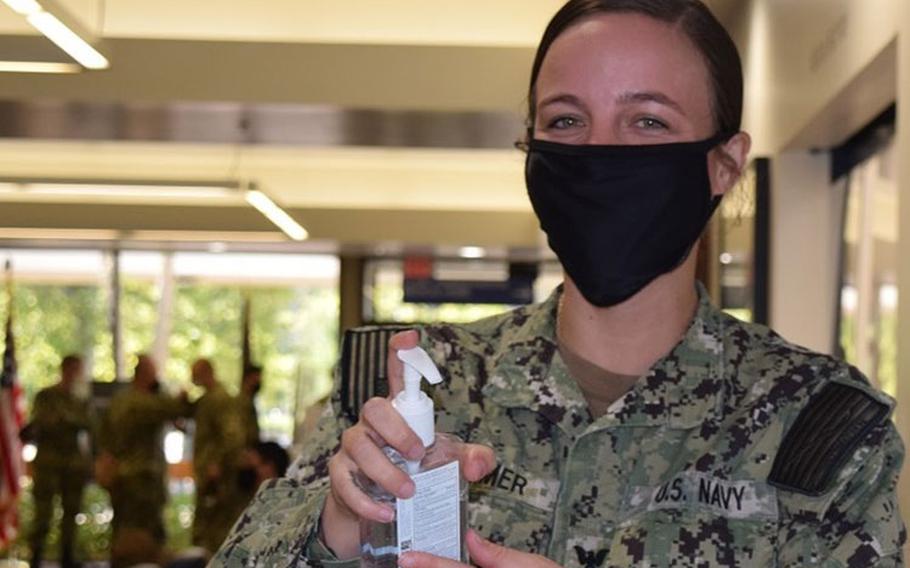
[548,116,583,130]
[637,117,668,130]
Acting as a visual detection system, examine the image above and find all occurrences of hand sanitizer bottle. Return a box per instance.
[360,346,468,567]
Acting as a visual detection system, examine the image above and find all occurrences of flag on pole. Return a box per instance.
[0,260,23,548]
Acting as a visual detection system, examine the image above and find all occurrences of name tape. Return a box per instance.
[624,472,778,520]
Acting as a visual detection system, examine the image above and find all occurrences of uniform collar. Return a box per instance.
[482,283,726,434]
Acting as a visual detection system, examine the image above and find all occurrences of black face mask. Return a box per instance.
[525,134,728,307]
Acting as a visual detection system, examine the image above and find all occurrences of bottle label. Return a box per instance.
[396,460,461,560]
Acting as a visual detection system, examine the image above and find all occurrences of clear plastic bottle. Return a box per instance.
[359,434,468,567]
[359,346,469,567]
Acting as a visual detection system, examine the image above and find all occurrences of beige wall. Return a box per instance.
[739,0,899,155]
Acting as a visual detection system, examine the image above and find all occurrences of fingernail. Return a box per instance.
[407,445,424,460]
[398,553,416,568]
[399,480,415,498]
[380,507,395,522]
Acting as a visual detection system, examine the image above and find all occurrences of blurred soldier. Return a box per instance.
[99,354,192,568]
[236,441,290,497]
[28,354,92,568]
[190,358,245,554]
[237,365,262,448]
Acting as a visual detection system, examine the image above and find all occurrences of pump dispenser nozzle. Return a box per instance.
[394,347,443,451]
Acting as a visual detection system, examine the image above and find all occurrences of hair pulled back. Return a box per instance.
[526,0,742,141]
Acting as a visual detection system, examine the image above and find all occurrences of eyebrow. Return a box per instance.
[617,91,686,115]
[537,93,588,111]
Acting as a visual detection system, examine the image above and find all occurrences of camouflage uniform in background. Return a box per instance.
[192,383,246,553]
[212,285,906,567]
[237,392,260,449]
[28,383,93,567]
[99,386,192,560]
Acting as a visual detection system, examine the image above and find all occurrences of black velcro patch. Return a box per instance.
[769,382,890,496]
[339,325,414,422]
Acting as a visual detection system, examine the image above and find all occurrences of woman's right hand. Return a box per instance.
[320,330,496,559]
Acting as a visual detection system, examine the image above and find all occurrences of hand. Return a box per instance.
[400,530,562,568]
[321,330,496,559]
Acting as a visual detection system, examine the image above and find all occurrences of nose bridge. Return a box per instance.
[586,111,620,145]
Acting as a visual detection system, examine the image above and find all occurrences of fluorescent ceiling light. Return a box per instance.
[245,189,308,241]
[458,246,486,259]
[1,0,41,16]
[26,11,108,69]
[19,183,235,199]
[0,60,80,73]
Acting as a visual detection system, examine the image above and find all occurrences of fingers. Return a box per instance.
[360,398,424,461]
[399,531,560,568]
[327,396,426,524]
[327,450,395,523]
[341,424,415,499]
[466,531,561,568]
[387,330,420,396]
[459,443,497,482]
[398,551,468,568]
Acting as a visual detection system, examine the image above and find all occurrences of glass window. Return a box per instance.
[0,249,114,401]
[838,139,898,397]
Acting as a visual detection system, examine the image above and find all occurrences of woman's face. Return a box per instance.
[533,12,749,194]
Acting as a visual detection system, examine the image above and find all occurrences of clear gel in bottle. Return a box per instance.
[359,346,468,567]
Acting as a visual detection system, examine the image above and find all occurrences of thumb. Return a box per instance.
[467,531,560,568]
[466,530,510,567]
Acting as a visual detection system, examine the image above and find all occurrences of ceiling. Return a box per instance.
[0,0,742,256]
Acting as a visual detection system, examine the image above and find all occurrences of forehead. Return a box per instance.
[536,12,712,107]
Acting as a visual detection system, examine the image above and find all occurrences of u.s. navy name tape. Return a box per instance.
[623,472,779,521]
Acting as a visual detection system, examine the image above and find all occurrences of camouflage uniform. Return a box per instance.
[192,383,246,553]
[237,392,260,448]
[212,285,906,567]
[99,386,192,556]
[28,384,93,566]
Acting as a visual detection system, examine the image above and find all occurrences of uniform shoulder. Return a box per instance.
[421,301,549,359]
[717,310,861,397]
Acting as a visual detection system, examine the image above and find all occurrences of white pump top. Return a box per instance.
[393,346,443,448]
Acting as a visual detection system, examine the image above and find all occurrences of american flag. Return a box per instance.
[0,260,23,548]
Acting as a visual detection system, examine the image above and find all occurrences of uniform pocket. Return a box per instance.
[468,489,553,555]
[606,510,778,568]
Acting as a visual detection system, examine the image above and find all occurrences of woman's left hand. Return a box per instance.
[399,530,562,568]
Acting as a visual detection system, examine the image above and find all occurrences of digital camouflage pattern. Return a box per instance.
[30,383,93,471]
[29,384,93,564]
[213,285,906,567]
[99,387,192,548]
[193,383,248,552]
[237,392,260,448]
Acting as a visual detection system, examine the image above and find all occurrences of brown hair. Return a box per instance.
[525,0,742,142]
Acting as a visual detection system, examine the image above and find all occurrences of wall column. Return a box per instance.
[339,255,365,334]
[769,151,839,353]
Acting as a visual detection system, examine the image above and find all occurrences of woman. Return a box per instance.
[213,1,905,566]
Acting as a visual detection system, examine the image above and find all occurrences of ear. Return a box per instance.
[709,131,752,197]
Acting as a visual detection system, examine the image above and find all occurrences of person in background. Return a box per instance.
[237,365,262,448]
[190,358,245,555]
[236,441,291,498]
[99,354,192,568]
[27,354,92,568]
